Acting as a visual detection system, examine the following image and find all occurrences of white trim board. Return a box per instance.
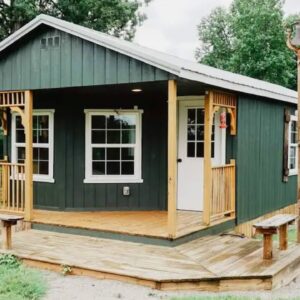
[0,14,297,104]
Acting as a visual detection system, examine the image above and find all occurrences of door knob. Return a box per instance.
[177,158,182,163]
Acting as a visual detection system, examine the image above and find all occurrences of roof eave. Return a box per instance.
[180,69,297,105]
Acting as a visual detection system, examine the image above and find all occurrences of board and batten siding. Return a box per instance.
[0,27,171,91]
[6,90,168,210]
[235,95,297,224]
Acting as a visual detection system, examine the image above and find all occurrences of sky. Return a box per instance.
[134,0,300,61]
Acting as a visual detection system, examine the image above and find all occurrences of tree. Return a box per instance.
[196,0,299,90]
[0,0,152,41]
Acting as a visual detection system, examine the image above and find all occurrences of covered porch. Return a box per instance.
[0,80,237,240]
[30,209,234,240]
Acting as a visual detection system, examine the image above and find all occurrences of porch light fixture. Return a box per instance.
[286,20,300,242]
[131,88,142,93]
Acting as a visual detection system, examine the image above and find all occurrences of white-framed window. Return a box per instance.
[11,109,55,183]
[84,109,143,183]
[288,114,298,176]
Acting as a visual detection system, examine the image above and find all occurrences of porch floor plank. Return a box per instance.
[31,210,233,239]
[2,229,300,291]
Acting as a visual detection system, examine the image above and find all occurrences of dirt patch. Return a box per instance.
[42,270,300,300]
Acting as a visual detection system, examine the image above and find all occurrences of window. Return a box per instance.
[288,114,298,176]
[84,109,143,183]
[11,110,54,182]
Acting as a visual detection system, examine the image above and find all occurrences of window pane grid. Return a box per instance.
[289,118,298,173]
[186,108,215,158]
[90,113,137,177]
[14,113,52,177]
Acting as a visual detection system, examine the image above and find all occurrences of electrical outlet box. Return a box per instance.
[123,186,130,196]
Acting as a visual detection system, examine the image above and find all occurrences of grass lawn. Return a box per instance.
[255,224,296,242]
[0,254,46,300]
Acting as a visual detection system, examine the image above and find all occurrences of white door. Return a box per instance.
[177,99,226,211]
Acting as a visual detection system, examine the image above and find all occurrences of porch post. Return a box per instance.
[167,80,177,238]
[203,91,213,225]
[24,90,33,221]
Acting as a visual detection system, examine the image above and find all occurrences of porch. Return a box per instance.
[2,229,300,291]
[30,209,234,240]
[0,83,237,239]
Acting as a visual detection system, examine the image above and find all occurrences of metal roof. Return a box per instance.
[0,14,297,104]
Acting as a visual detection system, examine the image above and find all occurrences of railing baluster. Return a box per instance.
[16,165,19,210]
[0,162,25,213]
[211,162,236,219]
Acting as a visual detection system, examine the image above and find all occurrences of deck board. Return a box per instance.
[2,229,300,291]
[31,210,233,239]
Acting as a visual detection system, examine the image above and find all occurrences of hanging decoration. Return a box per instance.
[219,110,227,129]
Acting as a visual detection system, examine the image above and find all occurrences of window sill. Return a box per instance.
[84,178,143,184]
[34,177,55,183]
[289,171,298,176]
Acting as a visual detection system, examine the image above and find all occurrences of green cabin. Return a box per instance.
[0,14,297,244]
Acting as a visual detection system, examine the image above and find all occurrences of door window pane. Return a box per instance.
[196,142,204,157]
[188,109,196,124]
[187,142,195,157]
[186,108,215,158]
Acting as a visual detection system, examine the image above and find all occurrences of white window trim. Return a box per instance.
[288,113,298,176]
[11,109,55,183]
[84,109,143,183]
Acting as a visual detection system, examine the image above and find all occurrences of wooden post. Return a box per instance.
[203,91,213,225]
[286,32,300,243]
[297,50,300,243]
[279,224,288,250]
[167,80,177,238]
[230,159,236,218]
[24,91,33,221]
[263,233,273,260]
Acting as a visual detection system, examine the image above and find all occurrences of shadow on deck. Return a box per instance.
[30,209,235,245]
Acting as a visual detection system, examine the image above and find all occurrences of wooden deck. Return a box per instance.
[3,229,300,291]
[31,210,233,239]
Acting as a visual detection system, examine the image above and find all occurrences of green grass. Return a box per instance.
[0,254,46,300]
[255,225,296,242]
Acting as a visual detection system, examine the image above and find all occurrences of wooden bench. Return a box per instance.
[0,214,24,250]
[253,214,297,260]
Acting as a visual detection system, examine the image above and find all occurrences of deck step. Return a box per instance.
[31,219,235,246]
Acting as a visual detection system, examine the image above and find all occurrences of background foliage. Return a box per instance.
[196,0,300,90]
[0,0,152,41]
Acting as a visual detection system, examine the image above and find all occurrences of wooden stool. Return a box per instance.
[0,215,24,250]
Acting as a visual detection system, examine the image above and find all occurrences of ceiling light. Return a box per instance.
[131,88,142,93]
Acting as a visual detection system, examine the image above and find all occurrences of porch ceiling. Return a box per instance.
[33,79,209,99]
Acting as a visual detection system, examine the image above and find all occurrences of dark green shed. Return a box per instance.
[0,14,297,240]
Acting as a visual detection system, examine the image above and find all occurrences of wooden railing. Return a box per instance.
[0,162,25,213]
[211,160,236,219]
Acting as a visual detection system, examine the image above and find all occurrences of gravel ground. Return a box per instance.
[42,270,300,300]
